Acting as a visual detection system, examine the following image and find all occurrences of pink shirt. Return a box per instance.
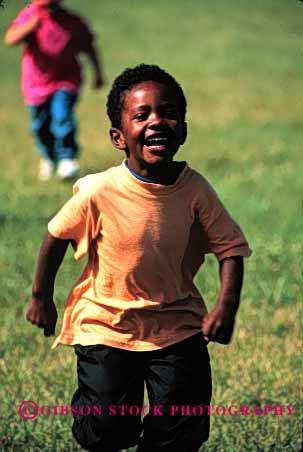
[13,4,94,105]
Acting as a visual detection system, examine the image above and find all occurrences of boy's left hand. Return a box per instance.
[202,305,236,344]
[202,256,244,344]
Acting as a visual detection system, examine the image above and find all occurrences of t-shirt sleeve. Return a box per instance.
[195,176,251,261]
[48,178,101,260]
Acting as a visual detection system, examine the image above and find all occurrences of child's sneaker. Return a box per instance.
[57,159,80,180]
[38,159,55,181]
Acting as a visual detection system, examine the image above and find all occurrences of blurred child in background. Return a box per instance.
[5,0,105,180]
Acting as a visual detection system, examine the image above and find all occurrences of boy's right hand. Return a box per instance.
[26,297,58,337]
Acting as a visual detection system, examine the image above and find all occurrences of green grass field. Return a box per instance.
[0,0,302,450]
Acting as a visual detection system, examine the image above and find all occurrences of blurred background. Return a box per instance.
[0,0,302,450]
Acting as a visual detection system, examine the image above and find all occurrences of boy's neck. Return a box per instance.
[125,160,185,186]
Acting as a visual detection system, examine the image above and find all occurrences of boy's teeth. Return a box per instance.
[146,137,167,145]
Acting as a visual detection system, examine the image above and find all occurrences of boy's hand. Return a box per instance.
[26,297,58,337]
[27,232,68,337]
[26,13,43,32]
[202,305,236,344]
[5,14,42,46]
[93,73,104,90]
[202,256,244,344]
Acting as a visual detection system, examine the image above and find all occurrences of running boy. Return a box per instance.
[5,0,104,180]
[26,64,251,452]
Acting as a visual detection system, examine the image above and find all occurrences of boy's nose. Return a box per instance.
[148,113,165,127]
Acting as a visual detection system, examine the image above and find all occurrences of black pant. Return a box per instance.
[72,333,212,452]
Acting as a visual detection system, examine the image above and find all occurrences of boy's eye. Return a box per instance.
[161,108,179,119]
[133,113,148,121]
[132,108,179,121]
[165,110,178,119]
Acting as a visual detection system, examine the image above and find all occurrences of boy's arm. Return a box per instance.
[84,40,105,90]
[26,232,70,336]
[4,14,41,46]
[202,256,244,344]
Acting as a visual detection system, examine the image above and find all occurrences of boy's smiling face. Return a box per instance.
[110,81,187,177]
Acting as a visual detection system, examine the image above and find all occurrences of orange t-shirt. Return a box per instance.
[48,162,251,350]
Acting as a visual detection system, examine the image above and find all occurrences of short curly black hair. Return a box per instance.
[106,64,187,129]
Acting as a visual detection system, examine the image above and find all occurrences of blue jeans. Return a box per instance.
[28,90,79,162]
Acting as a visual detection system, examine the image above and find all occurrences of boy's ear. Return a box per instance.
[110,128,127,151]
[179,122,187,145]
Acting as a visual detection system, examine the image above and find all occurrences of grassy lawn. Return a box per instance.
[0,0,302,450]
